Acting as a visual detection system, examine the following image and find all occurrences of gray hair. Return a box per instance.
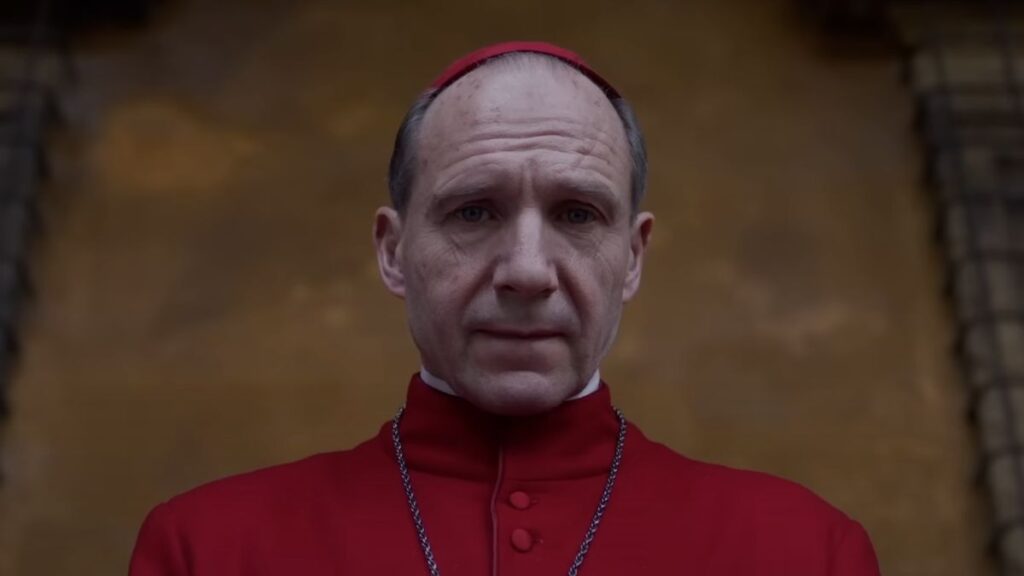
[387,55,647,219]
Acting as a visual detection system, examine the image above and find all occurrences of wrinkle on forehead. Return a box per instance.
[413,59,632,205]
[423,61,623,140]
[434,123,624,182]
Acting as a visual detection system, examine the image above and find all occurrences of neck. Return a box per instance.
[419,366,602,401]
[394,372,621,481]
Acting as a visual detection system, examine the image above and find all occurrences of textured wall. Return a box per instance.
[0,0,992,574]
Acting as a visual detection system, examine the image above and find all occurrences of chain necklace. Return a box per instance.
[391,405,627,576]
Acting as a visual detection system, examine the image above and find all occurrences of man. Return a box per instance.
[129,42,880,575]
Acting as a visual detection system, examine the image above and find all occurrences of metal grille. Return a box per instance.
[0,0,71,421]
[901,2,1024,573]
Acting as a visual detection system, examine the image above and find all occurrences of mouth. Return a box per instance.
[476,328,564,340]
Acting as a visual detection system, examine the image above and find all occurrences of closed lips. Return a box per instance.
[478,329,562,339]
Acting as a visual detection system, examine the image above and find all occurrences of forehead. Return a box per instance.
[413,58,631,204]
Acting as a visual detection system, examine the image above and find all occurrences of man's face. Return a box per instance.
[375,60,654,415]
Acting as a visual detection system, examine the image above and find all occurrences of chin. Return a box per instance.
[458,370,576,416]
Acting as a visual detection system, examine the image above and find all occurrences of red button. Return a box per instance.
[509,491,531,510]
[511,528,533,552]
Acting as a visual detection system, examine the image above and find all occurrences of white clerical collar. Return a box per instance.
[419,366,601,400]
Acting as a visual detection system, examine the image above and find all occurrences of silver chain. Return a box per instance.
[391,405,627,576]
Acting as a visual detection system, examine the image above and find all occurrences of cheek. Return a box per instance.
[585,243,627,297]
[569,243,628,333]
[406,238,479,325]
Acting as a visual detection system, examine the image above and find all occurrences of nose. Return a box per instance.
[492,211,557,298]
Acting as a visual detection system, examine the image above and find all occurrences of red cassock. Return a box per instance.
[129,373,881,575]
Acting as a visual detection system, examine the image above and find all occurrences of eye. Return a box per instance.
[563,206,597,224]
[455,205,492,223]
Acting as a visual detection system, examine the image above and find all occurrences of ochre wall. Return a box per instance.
[0,1,993,574]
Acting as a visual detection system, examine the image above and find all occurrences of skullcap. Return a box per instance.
[429,41,621,99]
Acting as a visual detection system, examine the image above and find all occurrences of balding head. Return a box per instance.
[388,52,647,221]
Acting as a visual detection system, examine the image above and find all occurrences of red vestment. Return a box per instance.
[129,373,880,575]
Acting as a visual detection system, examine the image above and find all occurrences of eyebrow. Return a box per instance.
[428,176,623,216]
[550,177,619,209]
[428,182,498,213]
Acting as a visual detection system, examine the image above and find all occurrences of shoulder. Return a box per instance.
[149,433,391,531]
[626,432,879,573]
[170,451,345,508]
[129,438,396,574]
[630,428,858,532]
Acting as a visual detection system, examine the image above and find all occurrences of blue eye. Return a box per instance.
[456,205,490,223]
[564,207,596,224]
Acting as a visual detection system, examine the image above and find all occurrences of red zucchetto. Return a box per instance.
[429,41,621,98]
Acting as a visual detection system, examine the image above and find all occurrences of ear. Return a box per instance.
[373,207,406,298]
[622,211,654,302]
